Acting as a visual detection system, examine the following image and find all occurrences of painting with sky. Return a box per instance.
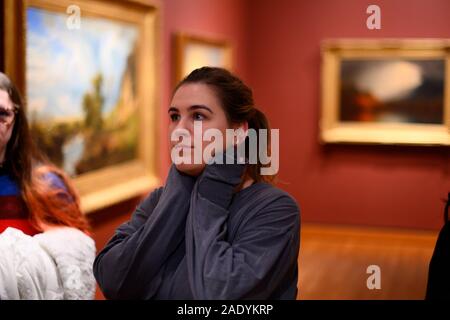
[27,7,139,176]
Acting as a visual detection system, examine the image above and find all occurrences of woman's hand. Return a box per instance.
[196,144,246,208]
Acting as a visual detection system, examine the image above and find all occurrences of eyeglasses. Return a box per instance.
[0,105,18,125]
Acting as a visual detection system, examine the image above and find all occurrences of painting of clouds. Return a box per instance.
[339,59,444,124]
[26,7,139,176]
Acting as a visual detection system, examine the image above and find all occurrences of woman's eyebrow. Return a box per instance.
[168,105,214,114]
[189,105,213,114]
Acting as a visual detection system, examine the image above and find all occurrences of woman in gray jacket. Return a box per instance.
[94,67,301,300]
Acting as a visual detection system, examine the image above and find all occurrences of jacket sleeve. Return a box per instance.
[185,155,301,299]
[93,165,196,299]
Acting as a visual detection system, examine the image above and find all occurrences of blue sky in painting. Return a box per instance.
[26,7,138,120]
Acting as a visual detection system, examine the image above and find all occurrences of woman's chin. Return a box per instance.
[175,163,205,177]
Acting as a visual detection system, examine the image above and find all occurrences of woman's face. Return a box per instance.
[168,83,231,176]
[0,89,15,155]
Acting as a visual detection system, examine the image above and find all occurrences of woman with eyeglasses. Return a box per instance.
[0,72,96,299]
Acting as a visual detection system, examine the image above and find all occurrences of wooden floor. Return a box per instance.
[297,224,439,300]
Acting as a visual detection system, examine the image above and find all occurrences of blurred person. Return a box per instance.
[426,192,450,300]
[0,72,95,300]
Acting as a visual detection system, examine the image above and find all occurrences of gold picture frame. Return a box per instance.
[174,33,232,85]
[320,39,450,146]
[3,0,160,213]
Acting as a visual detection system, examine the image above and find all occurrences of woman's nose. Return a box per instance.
[175,116,193,133]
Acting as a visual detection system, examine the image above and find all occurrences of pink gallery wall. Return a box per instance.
[244,0,450,230]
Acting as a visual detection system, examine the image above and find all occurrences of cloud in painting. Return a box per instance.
[355,61,423,102]
[26,7,138,120]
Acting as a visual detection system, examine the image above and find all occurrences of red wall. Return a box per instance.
[245,0,450,230]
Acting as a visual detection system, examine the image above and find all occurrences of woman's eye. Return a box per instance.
[170,114,180,122]
[0,109,12,117]
[193,113,206,121]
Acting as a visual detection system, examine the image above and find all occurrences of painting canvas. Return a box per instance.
[340,59,444,125]
[175,34,232,83]
[4,0,159,212]
[27,7,139,177]
[321,40,450,146]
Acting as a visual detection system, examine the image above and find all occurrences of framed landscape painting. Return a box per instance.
[321,39,450,146]
[174,33,232,85]
[3,0,160,212]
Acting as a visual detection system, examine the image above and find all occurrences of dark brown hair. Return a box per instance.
[175,67,276,185]
[0,72,90,233]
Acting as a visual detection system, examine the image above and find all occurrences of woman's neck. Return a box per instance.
[241,178,254,190]
[235,177,254,193]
